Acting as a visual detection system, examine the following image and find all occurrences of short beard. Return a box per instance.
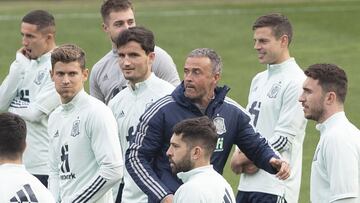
[171,153,193,174]
[306,106,324,122]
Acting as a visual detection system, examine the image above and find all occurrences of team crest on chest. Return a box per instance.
[34,70,46,85]
[267,82,281,98]
[213,116,226,135]
[70,118,80,137]
[54,130,59,138]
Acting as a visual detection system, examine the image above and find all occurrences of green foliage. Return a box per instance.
[1,1,360,202]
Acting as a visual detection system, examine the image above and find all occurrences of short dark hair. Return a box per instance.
[51,44,86,70]
[304,63,348,103]
[0,112,27,160]
[22,10,55,34]
[173,116,218,157]
[101,0,134,23]
[115,26,155,54]
[253,13,293,46]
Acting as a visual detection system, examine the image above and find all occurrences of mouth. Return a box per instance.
[257,52,265,59]
[22,48,31,56]
[122,68,135,72]
[185,84,196,90]
[301,105,309,112]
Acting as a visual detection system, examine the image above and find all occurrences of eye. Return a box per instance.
[128,53,139,58]
[118,53,125,59]
[114,21,125,27]
[194,69,201,75]
[56,72,64,76]
[128,19,134,26]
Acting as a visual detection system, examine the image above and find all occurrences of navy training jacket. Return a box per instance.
[125,83,278,203]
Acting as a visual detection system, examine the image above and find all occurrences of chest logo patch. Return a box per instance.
[267,82,281,98]
[34,69,46,85]
[213,116,226,135]
[71,118,80,137]
[54,130,59,138]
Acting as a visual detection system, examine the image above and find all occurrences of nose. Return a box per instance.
[298,93,305,103]
[124,23,131,30]
[184,72,193,82]
[62,74,70,85]
[166,147,172,157]
[120,55,131,67]
[22,36,28,46]
[254,41,260,50]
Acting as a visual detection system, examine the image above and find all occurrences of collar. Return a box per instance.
[172,82,229,115]
[127,73,155,92]
[177,165,213,183]
[267,57,296,73]
[61,89,86,111]
[35,52,52,64]
[315,111,346,135]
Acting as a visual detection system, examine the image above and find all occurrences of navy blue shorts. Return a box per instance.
[236,191,287,203]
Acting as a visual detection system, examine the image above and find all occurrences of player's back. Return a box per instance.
[0,163,55,202]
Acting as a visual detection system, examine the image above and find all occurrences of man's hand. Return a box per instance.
[269,157,290,180]
[18,47,30,59]
[242,162,259,174]
[161,194,173,203]
[230,149,259,174]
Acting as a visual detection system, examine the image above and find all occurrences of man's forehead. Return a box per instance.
[185,57,211,67]
[109,9,134,20]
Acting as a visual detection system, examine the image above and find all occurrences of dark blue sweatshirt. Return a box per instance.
[125,83,278,203]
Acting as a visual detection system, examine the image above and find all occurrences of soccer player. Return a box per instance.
[126,47,290,203]
[0,112,55,202]
[108,26,175,203]
[167,116,236,203]
[48,44,123,202]
[0,10,60,186]
[90,0,180,104]
[230,13,307,203]
[299,63,360,203]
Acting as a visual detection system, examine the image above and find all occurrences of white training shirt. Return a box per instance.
[311,112,360,203]
[0,164,55,203]
[0,52,60,175]
[108,73,175,203]
[238,58,307,203]
[90,46,180,104]
[174,165,235,203]
[48,90,123,203]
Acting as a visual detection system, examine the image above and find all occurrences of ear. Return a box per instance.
[102,22,109,33]
[148,52,155,63]
[191,146,202,160]
[46,33,53,40]
[325,91,337,105]
[213,72,221,85]
[280,35,289,47]
[82,68,89,82]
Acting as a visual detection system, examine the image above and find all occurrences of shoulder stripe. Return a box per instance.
[141,95,173,123]
[72,176,107,203]
[224,97,248,113]
[128,95,174,199]
[272,136,288,151]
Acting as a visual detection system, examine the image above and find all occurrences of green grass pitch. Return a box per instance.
[1,1,360,202]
